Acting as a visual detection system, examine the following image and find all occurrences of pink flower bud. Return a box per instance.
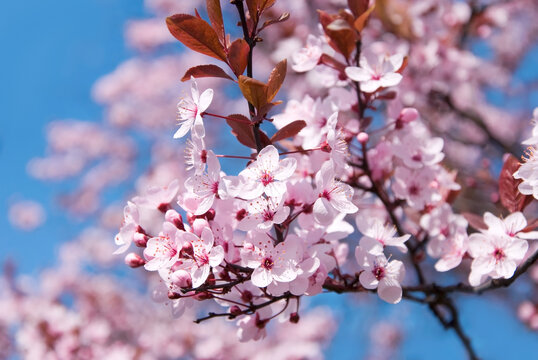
[192,218,209,236]
[134,233,148,247]
[170,270,192,288]
[290,312,300,323]
[399,108,419,123]
[230,305,242,316]
[165,209,185,230]
[357,132,369,144]
[124,253,145,268]
[180,241,193,257]
[168,291,181,300]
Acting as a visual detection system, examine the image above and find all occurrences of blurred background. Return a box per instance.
[1,0,537,359]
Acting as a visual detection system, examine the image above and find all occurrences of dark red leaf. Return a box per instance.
[226,114,256,149]
[271,120,307,142]
[522,218,538,233]
[206,0,225,44]
[227,39,250,76]
[499,155,531,212]
[267,59,287,102]
[347,0,369,18]
[181,64,234,81]
[462,212,487,230]
[260,12,290,31]
[166,14,227,61]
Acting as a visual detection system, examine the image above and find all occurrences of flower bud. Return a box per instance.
[170,270,192,288]
[133,232,148,247]
[230,305,242,316]
[399,107,418,123]
[357,132,369,144]
[167,291,181,300]
[180,241,194,257]
[192,218,209,236]
[290,312,300,323]
[165,209,185,230]
[124,253,145,268]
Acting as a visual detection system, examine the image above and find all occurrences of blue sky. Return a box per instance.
[0,1,536,358]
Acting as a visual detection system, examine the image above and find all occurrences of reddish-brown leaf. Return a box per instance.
[319,13,357,60]
[522,218,538,233]
[228,39,250,76]
[206,0,225,44]
[499,155,530,212]
[347,0,369,18]
[319,54,346,73]
[267,59,287,103]
[226,114,256,149]
[238,75,268,110]
[259,129,273,148]
[462,212,487,231]
[271,120,307,142]
[166,14,227,61]
[354,4,376,32]
[181,64,234,81]
[260,12,290,31]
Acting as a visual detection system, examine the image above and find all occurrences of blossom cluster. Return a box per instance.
[113,0,538,345]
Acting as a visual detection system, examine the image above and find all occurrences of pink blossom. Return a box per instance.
[238,145,297,200]
[241,233,299,288]
[237,196,290,231]
[180,227,224,288]
[173,78,213,139]
[345,52,404,93]
[143,222,181,271]
[392,166,441,210]
[291,35,323,73]
[468,233,528,286]
[313,161,358,224]
[355,246,405,304]
[356,216,410,254]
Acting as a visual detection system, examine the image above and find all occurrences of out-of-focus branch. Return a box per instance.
[429,90,521,156]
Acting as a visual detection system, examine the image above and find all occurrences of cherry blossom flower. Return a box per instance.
[114,201,140,254]
[345,52,404,93]
[237,196,290,231]
[238,145,297,200]
[313,161,358,224]
[291,35,323,73]
[173,78,213,139]
[241,232,299,288]
[356,216,410,254]
[184,134,207,175]
[468,232,528,286]
[433,232,469,272]
[392,166,441,210]
[513,147,538,200]
[392,135,445,169]
[355,246,405,304]
[186,151,230,215]
[180,227,224,288]
[482,212,538,241]
[143,222,182,271]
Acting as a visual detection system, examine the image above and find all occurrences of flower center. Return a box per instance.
[260,171,274,186]
[493,248,505,262]
[409,184,420,196]
[262,209,275,222]
[211,181,219,194]
[372,265,385,280]
[262,257,274,270]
